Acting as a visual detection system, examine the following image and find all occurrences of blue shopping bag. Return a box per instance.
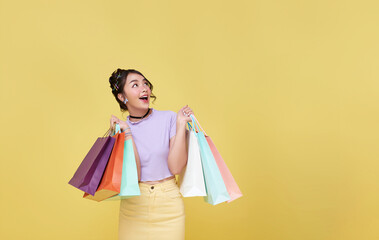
[105,135,140,201]
[190,115,231,205]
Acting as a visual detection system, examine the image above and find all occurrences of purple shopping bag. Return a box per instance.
[68,128,116,196]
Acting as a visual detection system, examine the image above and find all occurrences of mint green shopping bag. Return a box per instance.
[105,136,140,201]
[190,115,231,205]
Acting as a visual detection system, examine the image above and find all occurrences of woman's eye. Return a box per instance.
[132,82,148,87]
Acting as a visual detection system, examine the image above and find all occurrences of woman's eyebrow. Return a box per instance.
[129,79,147,84]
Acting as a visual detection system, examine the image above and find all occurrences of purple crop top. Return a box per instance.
[125,108,177,181]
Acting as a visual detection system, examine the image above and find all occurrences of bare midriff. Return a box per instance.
[139,175,175,185]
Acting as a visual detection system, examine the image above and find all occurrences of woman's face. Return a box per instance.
[122,72,151,108]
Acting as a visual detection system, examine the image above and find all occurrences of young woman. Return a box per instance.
[108,68,193,240]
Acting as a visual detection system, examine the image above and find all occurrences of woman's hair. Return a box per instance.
[109,68,157,112]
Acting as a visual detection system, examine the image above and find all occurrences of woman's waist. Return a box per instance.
[139,175,175,185]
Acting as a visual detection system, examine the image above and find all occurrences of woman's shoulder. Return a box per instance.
[153,108,176,117]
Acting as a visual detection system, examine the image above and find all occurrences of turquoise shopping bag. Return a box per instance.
[190,115,231,205]
[105,136,140,201]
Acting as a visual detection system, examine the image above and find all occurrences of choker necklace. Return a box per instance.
[129,108,151,119]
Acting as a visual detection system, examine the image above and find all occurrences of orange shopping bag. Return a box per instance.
[83,124,125,202]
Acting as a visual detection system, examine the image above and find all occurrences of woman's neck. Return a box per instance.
[128,108,152,122]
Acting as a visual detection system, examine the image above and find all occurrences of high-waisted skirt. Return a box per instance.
[118,178,185,240]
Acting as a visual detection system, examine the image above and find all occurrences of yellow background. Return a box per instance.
[1,0,378,239]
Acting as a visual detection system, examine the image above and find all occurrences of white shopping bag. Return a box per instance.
[178,122,207,197]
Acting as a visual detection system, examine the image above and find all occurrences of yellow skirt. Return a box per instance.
[118,178,185,240]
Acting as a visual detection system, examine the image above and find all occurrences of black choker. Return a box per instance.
[129,108,151,119]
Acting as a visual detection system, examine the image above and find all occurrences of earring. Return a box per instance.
[123,98,128,104]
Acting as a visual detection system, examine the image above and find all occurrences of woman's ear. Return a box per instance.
[117,93,125,102]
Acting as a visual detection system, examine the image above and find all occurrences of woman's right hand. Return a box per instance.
[110,114,130,133]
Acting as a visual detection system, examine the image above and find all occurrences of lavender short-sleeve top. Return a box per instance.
[125,108,177,181]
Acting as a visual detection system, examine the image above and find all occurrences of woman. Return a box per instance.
[108,68,193,240]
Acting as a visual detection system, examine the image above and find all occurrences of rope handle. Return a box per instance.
[189,114,208,137]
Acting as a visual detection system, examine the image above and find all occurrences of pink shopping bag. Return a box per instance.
[192,115,243,203]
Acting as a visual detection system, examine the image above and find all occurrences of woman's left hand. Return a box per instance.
[177,105,194,124]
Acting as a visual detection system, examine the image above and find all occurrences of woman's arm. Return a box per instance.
[167,121,189,175]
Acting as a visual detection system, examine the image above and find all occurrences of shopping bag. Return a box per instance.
[68,128,116,196]
[189,115,230,205]
[83,124,125,201]
[192,115,243,203]
[178,122,207,197]
[105,137,141,201]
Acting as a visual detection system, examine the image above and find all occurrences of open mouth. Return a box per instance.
[139,96,149,103]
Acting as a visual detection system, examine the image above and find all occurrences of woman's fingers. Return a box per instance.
[110,115,120,129]
[182,105,193,116]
